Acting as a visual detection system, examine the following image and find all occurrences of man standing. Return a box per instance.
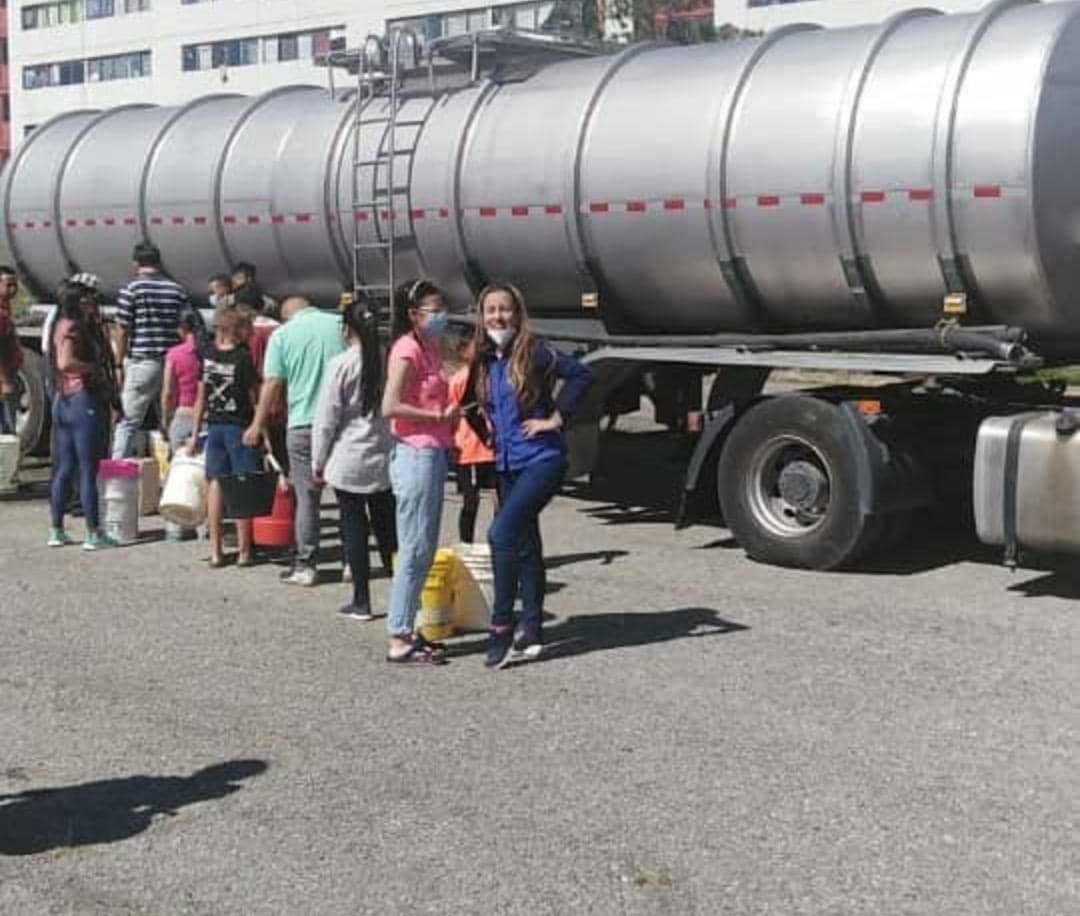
[111,242,190,459]
[0,266,23,437]
[244,296,344,586]
[231,262,279,320]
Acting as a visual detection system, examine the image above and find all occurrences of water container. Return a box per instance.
[97,459,140,544]
[160,453,207,528]
[417,549,459,642]
[149,430,170,480]
[252,481,294,548]
[0,434,19,495]
[452,542,495,632]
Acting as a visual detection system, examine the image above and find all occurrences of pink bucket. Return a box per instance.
[97,459,140,480]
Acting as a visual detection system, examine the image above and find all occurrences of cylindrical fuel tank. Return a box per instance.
[6,0,1080,340]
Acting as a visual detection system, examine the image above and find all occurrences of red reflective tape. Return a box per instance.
[104,218,116,226]
[271,215,285,224]
[511,205,529,217]
[411,209,425,220]
[296,213,312,223]
[24,221,34,229]
[973,185,1001,199]
[172,216,185,226]
[908,189,933,202]
[439,208,450,219]
[194,216,208,225]
[861,191,886,204]
[800,193,825,206]
[151,217,164,225]
[223,216,237,224]
[379,210,391,221]
[66,219,77,227]
[757,195,780,208]
[43,220,53,228]
[83,219,96,227]
[355,211,369,222]
[722,197,737,210]
[663,198,685,211]
[6,222,16,229]
[589,202,609,214]
[544,204,563,215]
[626,200,646,212]
[479,206,497,218]
[123,218,136,226]
[703,198,712,210]
[247,215,261,225]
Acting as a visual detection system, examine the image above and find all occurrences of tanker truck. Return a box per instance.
[8,0,1080,570]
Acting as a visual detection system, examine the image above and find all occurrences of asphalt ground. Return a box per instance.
[1,429,1079,915]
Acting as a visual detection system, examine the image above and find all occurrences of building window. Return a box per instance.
[183,25,344,71]
[388,2,556,52]
[23,51,149,88]
[21,0,147,30]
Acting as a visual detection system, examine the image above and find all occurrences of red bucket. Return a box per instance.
[252,482,294,548]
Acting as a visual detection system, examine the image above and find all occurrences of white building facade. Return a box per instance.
[7,0,559,144]
[712,0,1065,31]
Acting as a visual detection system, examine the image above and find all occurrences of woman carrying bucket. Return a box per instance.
[46,285,117,549]
[186,306,261,568]
[465,283,593,669]
[312,297,396,622]
[381,280,459,666]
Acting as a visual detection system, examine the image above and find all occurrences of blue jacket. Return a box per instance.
[480,341,593,473]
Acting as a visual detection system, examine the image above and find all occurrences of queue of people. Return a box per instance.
[25,239,595,670]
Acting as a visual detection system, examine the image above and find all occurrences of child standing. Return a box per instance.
[449,357,497,543]
[187,307,261,567]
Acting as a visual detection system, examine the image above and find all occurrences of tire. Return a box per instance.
[717,396,875,570]
[14,348,48,456]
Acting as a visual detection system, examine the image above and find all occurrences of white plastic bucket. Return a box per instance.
[452,542,495,632]
[0,434,19,495]
[160,453,207,528]
[97,459,140,545]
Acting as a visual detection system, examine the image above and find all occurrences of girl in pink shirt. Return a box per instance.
[380,279,459,665]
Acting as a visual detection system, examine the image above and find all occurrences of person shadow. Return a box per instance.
[0,759,267,856]
[451,606,746,662]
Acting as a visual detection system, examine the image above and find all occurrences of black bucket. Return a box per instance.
[219,471,278,520]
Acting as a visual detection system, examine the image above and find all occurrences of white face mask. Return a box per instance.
[487,327,515,349]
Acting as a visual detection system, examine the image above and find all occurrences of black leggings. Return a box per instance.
[336,488,397,612]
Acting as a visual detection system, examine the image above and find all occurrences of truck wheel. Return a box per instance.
[718,396,874,570]
[15,349,48,456]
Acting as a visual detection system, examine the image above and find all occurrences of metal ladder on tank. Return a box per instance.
[349,29,431,316]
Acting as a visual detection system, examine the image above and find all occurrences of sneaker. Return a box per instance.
[513,628,544,660]
[281,565,317,587]
[47,528,72,548]
[484,626,514,670]
[83,531,118,551]
[338,603,375,622]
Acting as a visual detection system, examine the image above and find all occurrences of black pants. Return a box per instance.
[336,488,397,611]
[457,462,496,543]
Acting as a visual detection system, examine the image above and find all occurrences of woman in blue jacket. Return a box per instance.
[465,283,594,669]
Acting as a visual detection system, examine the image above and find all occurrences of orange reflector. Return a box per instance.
[856,399,882,416]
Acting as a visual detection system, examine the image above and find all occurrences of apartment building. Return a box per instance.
[6,0,560,147]
[712,0,1066,30]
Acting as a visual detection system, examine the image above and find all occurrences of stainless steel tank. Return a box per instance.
[6,0,1080,340]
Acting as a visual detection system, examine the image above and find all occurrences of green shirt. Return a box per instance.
[263,307,346,428]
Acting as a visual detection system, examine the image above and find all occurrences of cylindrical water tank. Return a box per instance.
[6,0,1080,340]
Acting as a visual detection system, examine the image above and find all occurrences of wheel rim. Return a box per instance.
[745,434,833,539]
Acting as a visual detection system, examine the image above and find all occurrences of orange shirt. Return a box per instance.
[449,366,494,466]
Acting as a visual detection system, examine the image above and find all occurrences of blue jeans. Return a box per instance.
[488,456,565,634]
[49,390,105,530]
[204,424,260,480]
[386,443,447,637]
[0,394,16,435]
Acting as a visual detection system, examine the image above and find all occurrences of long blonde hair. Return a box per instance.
[471,283,546,413]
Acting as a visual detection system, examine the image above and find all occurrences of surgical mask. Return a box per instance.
[487,327,515,349]
[421,311,449,338]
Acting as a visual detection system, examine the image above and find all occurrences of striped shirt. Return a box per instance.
[115,272,190,360]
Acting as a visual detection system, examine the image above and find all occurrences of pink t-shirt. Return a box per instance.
[165,338,200,409]
[388,333,452,449]
[52,318,85,397]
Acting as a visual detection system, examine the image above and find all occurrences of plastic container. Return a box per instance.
[136,457,161,516]
[160,453,208,528]
[253,482,294,548]
[149,430,170,480]
[452,542,495,632]
[0,434,19,495]
[97,459,140,544]
[417,549,460,642]
[219,469,277,519]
